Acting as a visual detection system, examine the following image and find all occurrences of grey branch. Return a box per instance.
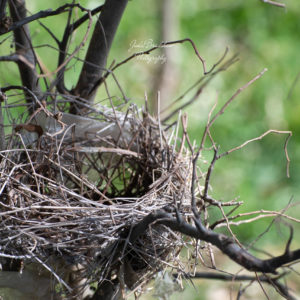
[8,0,41,104]
[72,0,129,108]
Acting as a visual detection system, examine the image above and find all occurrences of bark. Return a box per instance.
[0,0,8,19]
[72,0,128,111]
[130,208,300,274]
[8,0,41,104]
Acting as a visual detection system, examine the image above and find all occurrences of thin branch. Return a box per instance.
[178,270,297,299]
[109,39,226,77]
[162,54,239,122]
[88,47,236,122]
[2,3,92,36]
[56,4,104,94]
[199,93,218,150]
[0,53,34,68]
[202,148,218,199]
[260,0,286,8]
[70,5,103,32]
[284,227,293,256]
[37,20,60,45]
[210,209,300,230]
[191,153,200,218]
[264,273,296,300]
[33,256,72,293]
[163,83,204,123]
[129,208,300,274]
[256,272,271,300]
[178,271,285,282]
[218,129,292,178]
[206,68,268,136]
[287,71,300,100]
[38,11,93,79]
[163,53,239,116]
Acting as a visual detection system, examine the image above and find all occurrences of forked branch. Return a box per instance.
[130,208,300,274]
[72,0,129,109]
[8,0,41,104]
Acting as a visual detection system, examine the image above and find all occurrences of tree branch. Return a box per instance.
[56,4,104,94]
[129,208,300,274]
[8,0,41,105]
[72,0,129,111]
[176,272,296,300]
[260,0,286,8]
[2,3,91,36]
[0,0,8,20]
[0,53,34,68]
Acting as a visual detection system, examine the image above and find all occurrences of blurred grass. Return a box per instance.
[1,1,300,298]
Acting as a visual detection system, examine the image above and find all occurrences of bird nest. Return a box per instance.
[0,99,195,297]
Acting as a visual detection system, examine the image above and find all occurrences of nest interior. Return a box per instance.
[0,98,194,296]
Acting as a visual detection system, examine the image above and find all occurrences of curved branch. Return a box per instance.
[2,3,91,36]
[129,208,300,274]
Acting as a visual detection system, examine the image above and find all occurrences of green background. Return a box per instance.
[1,1,299,299]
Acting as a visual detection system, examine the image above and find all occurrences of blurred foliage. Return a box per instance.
[111,0,300,247]
[174,0,300,245]
[1,1,300,298]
